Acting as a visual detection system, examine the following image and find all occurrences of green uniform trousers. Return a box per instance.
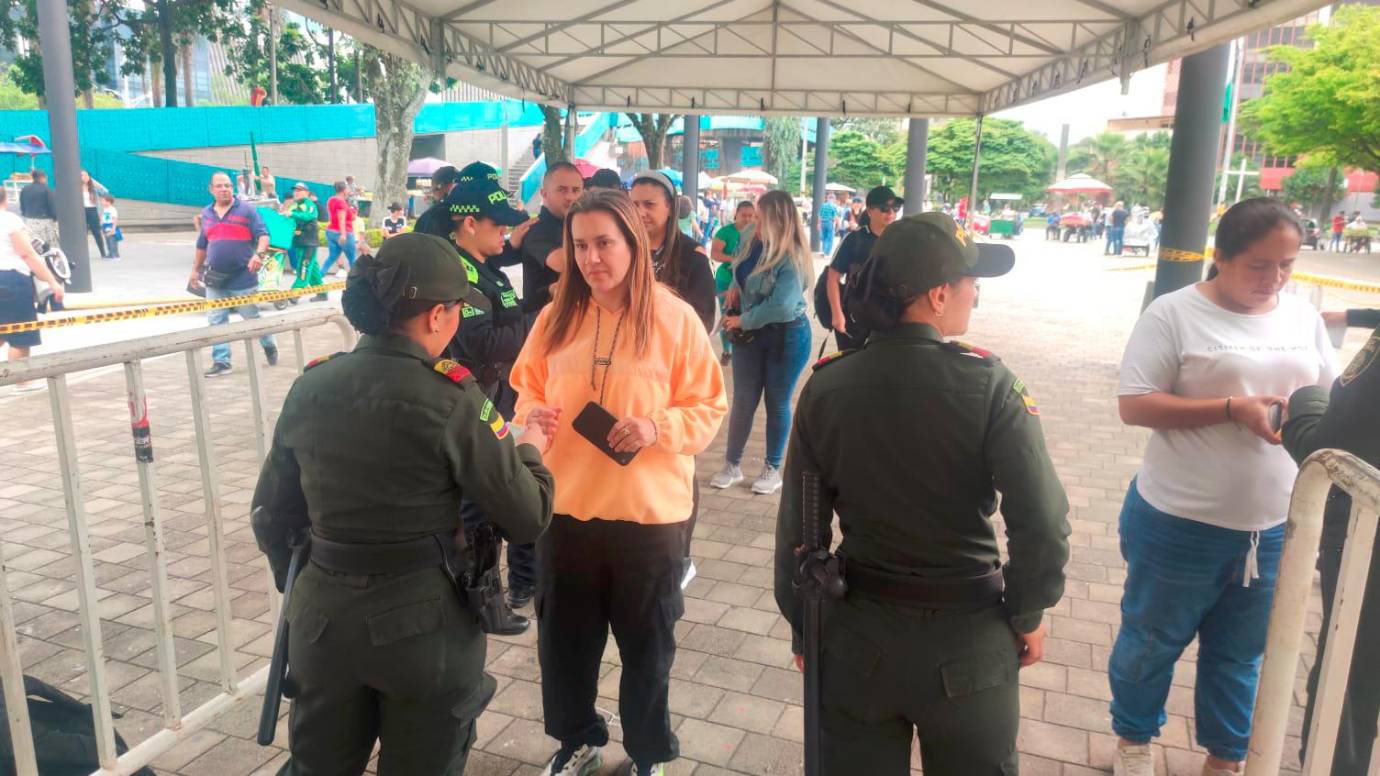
[821,598,1020,776]
[279,563,494,776]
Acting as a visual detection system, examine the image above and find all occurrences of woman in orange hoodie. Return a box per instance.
[510,189,727,776]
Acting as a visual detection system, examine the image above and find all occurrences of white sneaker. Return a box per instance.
[335,268,348,278]
[1114,743,1153,776]
[541,744,600,776]
[1201,760,1242,776]
[751,464,783,495]
[709,463,743,489]
[631,764,665,776]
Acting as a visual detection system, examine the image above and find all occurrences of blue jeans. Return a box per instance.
[206,284,276,366]
[323,230,356,272]
[822,228,835,256]
[724,317,812,468]
[1330,231,1343,251]
[1108,481,1284,761]
[1105,226,1125,255]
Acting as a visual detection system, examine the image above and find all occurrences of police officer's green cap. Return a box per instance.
[870,212,1014,296]
[352,232,470,304]
[457,161,501,184]
[445,178,529,227]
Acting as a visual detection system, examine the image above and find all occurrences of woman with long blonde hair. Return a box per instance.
[710,189,814,495]
[508,189,727,776]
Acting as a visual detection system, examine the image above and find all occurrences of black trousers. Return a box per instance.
[84,206,106,258]
[537,516,685,765]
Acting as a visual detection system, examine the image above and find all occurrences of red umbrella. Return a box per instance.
[1046,173,1113,195]
[571,158,600,178]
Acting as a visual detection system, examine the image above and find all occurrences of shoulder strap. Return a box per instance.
[305,352,345,370]
[432,358,475,385]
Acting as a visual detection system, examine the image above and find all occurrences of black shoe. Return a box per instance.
[264,346,279,367]
[311,293,329,302]
[204,362,232,378]
[491,604,530,636]
[507,585,534,610]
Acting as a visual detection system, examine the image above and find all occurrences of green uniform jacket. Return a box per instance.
[450,246,538,418]
[774,323,1070,640]
[252,332,554,574]
[1283,323,1380,548]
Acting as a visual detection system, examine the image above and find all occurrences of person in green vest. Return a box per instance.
[283,183,326,301]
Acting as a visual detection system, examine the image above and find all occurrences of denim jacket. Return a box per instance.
[732,241,808,331]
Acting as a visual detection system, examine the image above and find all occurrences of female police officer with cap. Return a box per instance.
[773,213,1070,775]
[251,232,554,775]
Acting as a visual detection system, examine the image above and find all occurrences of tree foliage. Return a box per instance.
[826,131,899,191]
[1280,161,1346,216]
[1067,131,1130,181]
[925,118,1055,203]
[0,0,118,104]
[830,117,901,146]
[1242,5,1380,174]
[762,117,801,189]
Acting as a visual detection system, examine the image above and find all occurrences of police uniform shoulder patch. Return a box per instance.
[304,352,344,370]
[431,358,474,385]
[1012,376,1040,416]
[942,340,1000,362]
[812,349,856,371]
[1340,328,1380,386]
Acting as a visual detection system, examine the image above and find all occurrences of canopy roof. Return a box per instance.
[281,0,1325,117]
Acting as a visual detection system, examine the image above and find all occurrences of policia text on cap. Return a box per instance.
[775,213,1071,775]
[250,233,556,775]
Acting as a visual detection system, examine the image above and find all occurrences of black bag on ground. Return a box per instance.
[0,675,154,776]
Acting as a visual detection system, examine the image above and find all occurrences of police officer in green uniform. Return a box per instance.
[442,168,544,612]
[1284,312,1380,775]
[251,232,555,775]
[774,212,1071,775]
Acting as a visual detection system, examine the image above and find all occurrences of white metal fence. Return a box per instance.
[0,309,354,776]
[1248,449,1380,776]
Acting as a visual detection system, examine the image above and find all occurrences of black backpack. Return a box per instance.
[813,266,838,331]
[0,675,154,776]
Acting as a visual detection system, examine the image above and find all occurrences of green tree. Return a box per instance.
[827,130,899,190]
[925,118,1055,203]
[363,47,427,228]
[0,0,119,107]
[1243,5,1380,174]
[830,117,901,146]
[1280,161,1347,217]
[1112,147,1170,209]
[1067,131,1130,181]
[763,117,801,190]
[626,113,680,169]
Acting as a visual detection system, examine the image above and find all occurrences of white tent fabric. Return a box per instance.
[279,0,1326,117]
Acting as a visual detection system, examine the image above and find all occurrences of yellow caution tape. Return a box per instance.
[1291,271,1380,296]
[0,282,345,336]
[1107,263,1157,272]
[1157,247,1205,263]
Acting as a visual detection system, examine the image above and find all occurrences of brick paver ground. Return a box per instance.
[2,232,1369,776]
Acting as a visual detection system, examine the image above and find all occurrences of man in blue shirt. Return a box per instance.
[818,192,841,256]
[189,171,277,377]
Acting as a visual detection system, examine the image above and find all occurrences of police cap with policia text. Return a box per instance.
[446,173,529,228]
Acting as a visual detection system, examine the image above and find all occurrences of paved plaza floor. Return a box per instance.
[0,231,1373,775]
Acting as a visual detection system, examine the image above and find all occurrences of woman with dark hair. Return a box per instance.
[629,171,716,332]
[251,233,554,774]
[1109,198,1338,776]
[711,190,813,495]
[509,189,726,776]
[79,170,108,259]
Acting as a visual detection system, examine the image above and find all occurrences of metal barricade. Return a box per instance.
[0,308,354,776]
[1247,449,1380,776]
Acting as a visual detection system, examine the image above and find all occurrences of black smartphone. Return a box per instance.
[571,401,638,466]
[1268,401,1284,433]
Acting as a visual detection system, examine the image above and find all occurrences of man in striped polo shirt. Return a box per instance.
[189,171,277,377]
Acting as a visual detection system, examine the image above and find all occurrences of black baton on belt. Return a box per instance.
[796,470,846,776]
[258,537,308,746]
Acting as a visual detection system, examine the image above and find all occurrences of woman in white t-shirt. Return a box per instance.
[0,186,66,391]
[1108,198,1337,776]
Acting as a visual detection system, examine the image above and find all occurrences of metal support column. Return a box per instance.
[683,114,701,205]
[36,0,93,292]
[903,118,929,213]
[810,117,830,252]
[1153,44,1231,300]
[565,108,577,158]
[967,115,984,221]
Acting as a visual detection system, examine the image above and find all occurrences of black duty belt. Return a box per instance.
[843,559,1005,608]
[310,531,457,576]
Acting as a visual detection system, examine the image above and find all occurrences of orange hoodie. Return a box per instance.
[510,286,727,525]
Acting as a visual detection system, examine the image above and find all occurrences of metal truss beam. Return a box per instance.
[980,0,1328,114]
[569,86,979,117]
